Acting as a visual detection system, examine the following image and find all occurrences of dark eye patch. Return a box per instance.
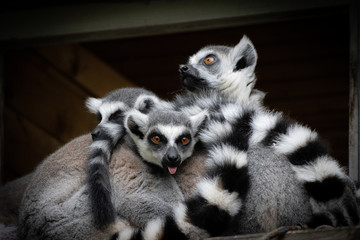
[108,110,124,123]
[176,132,192,146]
[148,132,167,147]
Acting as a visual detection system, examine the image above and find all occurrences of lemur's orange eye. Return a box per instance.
[152,136,161,143]
[204,56,215,65]
[181,137,190,145]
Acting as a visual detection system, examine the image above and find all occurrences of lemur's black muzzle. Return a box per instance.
[162,146,181,175]
[179,64,207,91]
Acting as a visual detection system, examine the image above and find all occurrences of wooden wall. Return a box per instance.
[2,45,133,182]
[1,8,350,183]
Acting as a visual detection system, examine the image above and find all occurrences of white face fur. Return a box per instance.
[125,109,208,175]
[180,35,258,103]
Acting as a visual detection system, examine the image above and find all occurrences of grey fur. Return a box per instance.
[0,174,33,240]
[235,145,311,233]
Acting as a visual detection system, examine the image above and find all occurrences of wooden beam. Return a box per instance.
[208,225,360,240]
[0,55,3,185]
[0,0,350,47]
[349,0,359,181]
[36,44,135,97]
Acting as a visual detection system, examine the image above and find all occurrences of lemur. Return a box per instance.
[116,36,359,240]
[84,87,169,228]
[18,102,208,240]
[175,35,359,229]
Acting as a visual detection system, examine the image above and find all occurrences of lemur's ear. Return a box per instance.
[86,97,102,114]
[126,110,149,139]
[230,35,258,72]
[134,95,159,114]
[190,110,209,136]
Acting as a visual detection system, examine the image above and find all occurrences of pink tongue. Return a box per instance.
[168,166,177,175]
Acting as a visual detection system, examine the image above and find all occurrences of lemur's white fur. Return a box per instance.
[197,177,242,216]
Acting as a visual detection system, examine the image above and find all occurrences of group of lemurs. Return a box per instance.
[0,36,359,240]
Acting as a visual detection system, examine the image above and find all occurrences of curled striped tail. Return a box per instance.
[249,109,360,227]
[87,123,125,229]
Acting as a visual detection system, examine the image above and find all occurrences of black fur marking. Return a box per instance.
[87,162,115,228]
[304,177,345,202]
[262,117,292,146]
[345,199,360,225]
[161,216,188,240]
[109,110,125,124]
[186,196,231,237]
[207,164,250,198]
[110,233,119,240]
[222,111,253,151]
[307,213,333,228]
[128,120,144,139]
[140,99,155,114]
[288,140,328,166]
[143,160,168,176]
[234,57,247,71]
[331,208,347,226]
[91,126,115,142]
[97,113,102,122]
[209,104,226,123]
[132,230,143,240]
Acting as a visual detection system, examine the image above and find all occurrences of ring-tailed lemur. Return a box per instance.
[85,87,170,228]
[18,105,208,240]
[117,36,359,240]
[176,35,359,229]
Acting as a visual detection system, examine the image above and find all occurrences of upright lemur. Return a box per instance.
[116,36,359,240]
[18,89,208,240]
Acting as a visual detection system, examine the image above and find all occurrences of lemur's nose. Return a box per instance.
[91,128,101,140]
[179,65,189,72]
[166,147,180,162]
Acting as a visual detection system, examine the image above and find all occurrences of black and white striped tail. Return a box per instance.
[249,109,360,227]
[87,125,125,229]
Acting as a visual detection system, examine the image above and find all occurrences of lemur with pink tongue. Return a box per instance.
[126,108,207,176]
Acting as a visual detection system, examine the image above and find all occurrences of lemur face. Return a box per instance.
[126,110,208,175]
[179,35,258,93]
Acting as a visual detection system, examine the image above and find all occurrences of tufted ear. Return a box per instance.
[85,97,102,114]
[126,110,149,140]
[230,35,258,73]
[134,95,159,114]
[189,110,209,136]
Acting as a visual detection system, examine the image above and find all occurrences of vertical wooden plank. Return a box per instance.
[349,0,359,181]
[0,55,3,185]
